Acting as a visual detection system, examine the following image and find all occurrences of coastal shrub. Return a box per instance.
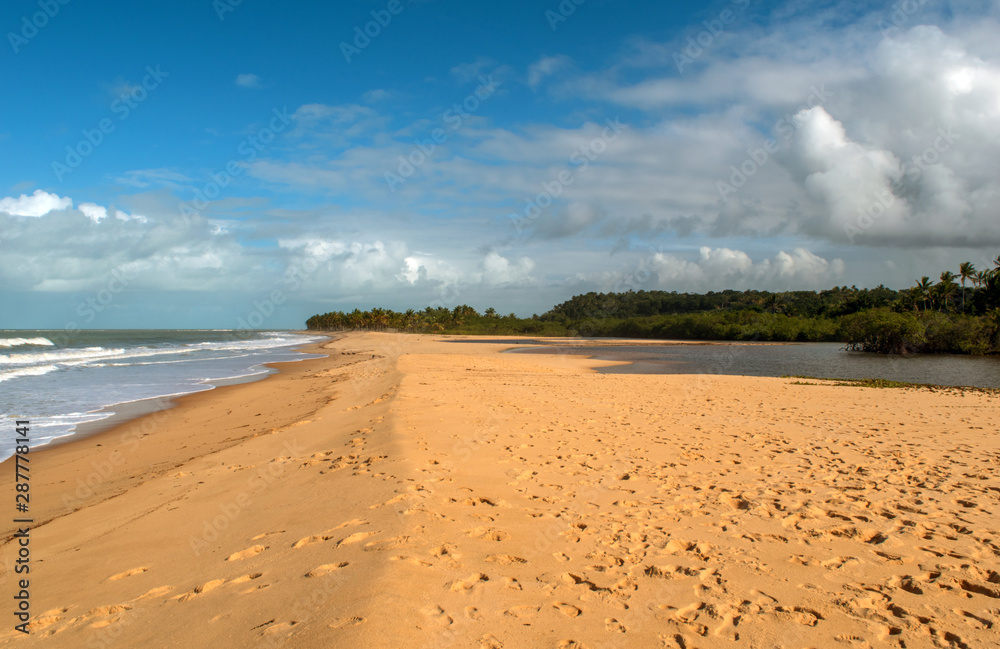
[841,309,926,354]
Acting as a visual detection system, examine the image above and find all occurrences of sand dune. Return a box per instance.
[2,332,998,648]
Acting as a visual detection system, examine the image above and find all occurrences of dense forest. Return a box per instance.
[306,257,1000,355]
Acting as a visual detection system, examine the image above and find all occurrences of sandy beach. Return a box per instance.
[2,332,999,648]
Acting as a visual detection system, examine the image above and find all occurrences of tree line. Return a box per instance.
[306,256,1000,355]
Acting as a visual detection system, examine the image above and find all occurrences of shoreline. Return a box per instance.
[2,332,330,458]
[3,332,999,647]
[0,338,339,538]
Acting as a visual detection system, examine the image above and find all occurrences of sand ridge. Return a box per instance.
[1,332,998,648]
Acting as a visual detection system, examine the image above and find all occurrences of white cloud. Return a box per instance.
[480,252,536,287]
[647,246,845,291]
[528,55,572,89]
[0,190,72,217]
[235,73,261,89]
[78,203,108,223]
[399,254,461,287]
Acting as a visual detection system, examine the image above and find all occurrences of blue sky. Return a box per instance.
[2,0,1000,328]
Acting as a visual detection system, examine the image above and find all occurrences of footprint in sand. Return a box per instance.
[252,531,285,541]
[774,605,823,627]
[83,605,133,623]
[172,579,227,602]
[337,531,375,547]
[605,618,627,633]
[431,543,461,559]
[450,573,489,592]
[486,554,527,566]
[306,563,349,578]
[504,605,539,619]
[135,586,173,600]
[390,555,433,567]
[230,573,263,585]
[292,534,332,549]
[363,535,411,552]
[226,545,267,561]
[467,527,510,541]
[32,608,70,631]
[480,634,504,649]
[174,574,264,602]
[420,605,453,629]
[107,567,148,581]
[329,616,367,630]
[260,621,299,638]
[553,603,582,618]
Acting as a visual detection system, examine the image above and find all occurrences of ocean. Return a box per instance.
[0,329,326,460]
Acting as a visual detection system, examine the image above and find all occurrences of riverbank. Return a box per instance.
[2,332,998,647]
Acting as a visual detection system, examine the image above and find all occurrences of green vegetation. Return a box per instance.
[783,376,1000,394]
[306,257,1000,355]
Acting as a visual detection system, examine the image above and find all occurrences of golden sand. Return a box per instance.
[2,333,998,648]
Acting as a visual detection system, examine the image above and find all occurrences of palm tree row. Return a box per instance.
[306,305,516,333]
[909,256,1000,314]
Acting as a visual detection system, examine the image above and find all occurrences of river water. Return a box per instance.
[508,341,1000,389]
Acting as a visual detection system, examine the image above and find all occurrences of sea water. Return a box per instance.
[0,330,325,460]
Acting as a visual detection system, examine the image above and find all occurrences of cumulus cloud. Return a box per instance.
[647,247,845,291]
[78,203,108,223]
[399,254,461,287]
[480,252,535,287]
[0,190,72,217]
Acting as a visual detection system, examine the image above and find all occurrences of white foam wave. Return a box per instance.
[0,346,129,367]
[0,337,55,347]
[0,364,61,382]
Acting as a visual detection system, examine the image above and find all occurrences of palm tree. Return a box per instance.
[916,276,934,311]
[403,308,417,331]
[938,272,958,312]
[959,262,976,313]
